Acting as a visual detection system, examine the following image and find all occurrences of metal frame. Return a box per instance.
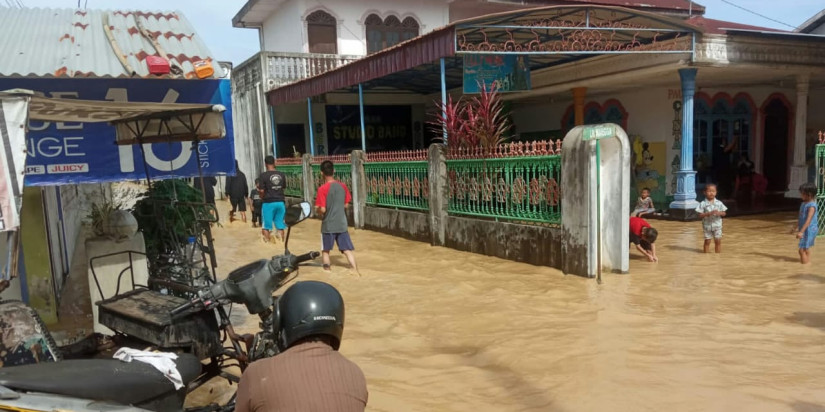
[454,6,696,59]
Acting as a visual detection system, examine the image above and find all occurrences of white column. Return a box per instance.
[786,74,810,198]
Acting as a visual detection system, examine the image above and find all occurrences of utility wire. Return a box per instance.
[717,0,797,29]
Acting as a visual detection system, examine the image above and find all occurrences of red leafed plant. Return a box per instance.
[468,83,511,152]
[429,82,511,153]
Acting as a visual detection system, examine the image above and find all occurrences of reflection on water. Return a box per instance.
[189,205,823,412]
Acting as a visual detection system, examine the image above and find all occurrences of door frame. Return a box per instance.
[759,93,794,189]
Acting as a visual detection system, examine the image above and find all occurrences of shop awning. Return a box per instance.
[4,90,227,145]
[267,5,702,105]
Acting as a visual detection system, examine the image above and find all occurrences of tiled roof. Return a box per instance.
[548,0,705,13]
[687,16,786,35]
[0,7,225,79]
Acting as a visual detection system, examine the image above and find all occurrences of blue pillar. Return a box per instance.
[358,84,366,152]
[669,68,699,215]
[269,106,278,157]
[307,97,315,156]
[440,57,447,143]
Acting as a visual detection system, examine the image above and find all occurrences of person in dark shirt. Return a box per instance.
[225,160,249,223]
[257,156,287,242]
[247,178,263,228]
[315,160,358,274]
[193,176,217,204]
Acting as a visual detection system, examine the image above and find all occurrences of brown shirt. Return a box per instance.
[235,342,368,412]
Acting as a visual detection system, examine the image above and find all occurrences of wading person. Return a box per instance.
[248,178,263,228]
[696,183,727,253]
[629,216,659,262]
[193,175,218,222]
[258,156,286,243]
[235,281,368,412]
[315,161,359,274]
[225,160,249,223]
[793,183,818,264]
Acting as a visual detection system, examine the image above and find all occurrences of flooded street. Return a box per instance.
[193,201,824,412]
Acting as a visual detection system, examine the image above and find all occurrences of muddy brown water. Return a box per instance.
[188,202,824,412]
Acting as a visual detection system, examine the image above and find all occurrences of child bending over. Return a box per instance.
[630,216,659,262]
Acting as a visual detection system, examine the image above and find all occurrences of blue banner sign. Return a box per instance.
[463,54,531,94]
[0,78,235,186]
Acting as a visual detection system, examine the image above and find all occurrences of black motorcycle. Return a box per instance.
[0,201,318,412]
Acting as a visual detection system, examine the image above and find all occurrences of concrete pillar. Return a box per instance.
[572,87,587,126]
[787,74,810,198]
[669,68,699,219]
[301,154,315,208]
[350,150,367,229]
[428,144,448,246]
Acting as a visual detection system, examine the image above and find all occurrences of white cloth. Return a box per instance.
[113,347,184,390]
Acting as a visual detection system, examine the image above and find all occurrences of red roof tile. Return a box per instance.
[687,16,786,35]
[523,0,705,12]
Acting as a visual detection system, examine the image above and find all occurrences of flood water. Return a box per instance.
[189,203,824,412]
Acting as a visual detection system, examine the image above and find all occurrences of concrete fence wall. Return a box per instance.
[280,144,566,272]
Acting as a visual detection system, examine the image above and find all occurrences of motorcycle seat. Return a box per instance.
[0,353,201,406]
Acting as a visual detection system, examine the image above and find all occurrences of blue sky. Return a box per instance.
[18,0,825,65]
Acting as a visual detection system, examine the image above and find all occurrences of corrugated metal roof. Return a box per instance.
[0,7,225,79]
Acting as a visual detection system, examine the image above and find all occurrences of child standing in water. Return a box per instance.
[632,187,655,218]
[695,183,727,253]
[793,183,818,264]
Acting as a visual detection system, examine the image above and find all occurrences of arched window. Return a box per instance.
[401,17,420,41]
[562,99,629,133]
[365,14,420,54]
[307,10,337,54]
[365,14,384,55]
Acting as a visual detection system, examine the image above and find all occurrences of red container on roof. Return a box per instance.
[146,55,170,75]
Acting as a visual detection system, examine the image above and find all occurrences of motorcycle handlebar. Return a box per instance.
[292,251,320,266]
[170,299,197,318]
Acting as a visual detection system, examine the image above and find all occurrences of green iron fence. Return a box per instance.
[364,161,429,211]
[311,155,352,191]
[278,164,304,197]
[816,142,824,237]
[446,154,562,224]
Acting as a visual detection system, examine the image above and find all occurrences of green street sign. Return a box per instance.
[582,125,616,141]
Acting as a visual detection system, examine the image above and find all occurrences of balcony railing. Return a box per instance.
[264,52,361,90]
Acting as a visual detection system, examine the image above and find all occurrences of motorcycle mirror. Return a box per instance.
[284,202,312,227]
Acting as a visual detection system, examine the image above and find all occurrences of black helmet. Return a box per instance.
[275,281,345,351]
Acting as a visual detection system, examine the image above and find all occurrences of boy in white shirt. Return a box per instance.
[695,184,728,253]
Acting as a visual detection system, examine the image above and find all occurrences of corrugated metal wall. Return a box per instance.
[231,55,272,189]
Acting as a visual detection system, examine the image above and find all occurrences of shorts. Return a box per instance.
[230,196,247,212]
[322,232,354,252]
[703,225,722,240]
[799,230,817,250]
[261,201,286,231]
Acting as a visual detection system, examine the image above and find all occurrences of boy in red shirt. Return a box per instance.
[629,216,659,262]
[314,161,359,274]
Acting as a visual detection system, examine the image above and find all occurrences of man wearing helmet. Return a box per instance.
[235,281,368,411]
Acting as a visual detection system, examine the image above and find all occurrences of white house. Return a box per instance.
[232,1,825,218]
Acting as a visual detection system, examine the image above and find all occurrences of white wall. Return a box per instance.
[262,0,304,53]
[261,0,449,55]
